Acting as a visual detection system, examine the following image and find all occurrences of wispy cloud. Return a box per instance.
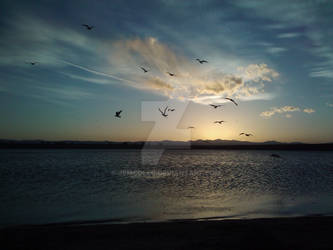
[260,106,300,118]
[63,73,113,85]
[106,37,279,103]
[266,47,287,54]
[277,33,300,39]
[303,108,315,114]
[260,106,316,118]
[0,15,99,67]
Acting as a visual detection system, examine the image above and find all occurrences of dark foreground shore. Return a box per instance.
[1,216,333,250]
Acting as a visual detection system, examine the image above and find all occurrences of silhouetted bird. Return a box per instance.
[167,72,175,76]
[187,126,195,129]
[115,110,122,118]
[168,108,175,112]
[240,133,253,136]
[158,106,168,117]
[214,120,226,124]
[82,24,94,30]
[140,67,148,73]
[196,58,208,64]
[209,104,223,109]
[271,154,281,158]
[26,62,38,65]
[224,98,238,106]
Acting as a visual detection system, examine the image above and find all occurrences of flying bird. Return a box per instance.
[224,98,238,106]
[196,58,208,64]
[26,61,38,65]
[82,24,94,30]
[187,126,195,129]
[209,104,223,109]
[214,120,226,124]
[167,72,175,76]
[115,110,122,118]
[158,106,168,117]
[240,133,253,136]
[168,108,175,112]
[140,67,148,73]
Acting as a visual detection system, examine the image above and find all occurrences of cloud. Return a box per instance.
[303,108,315,114]
[63,73,113,85]
[0,15,99,67]
[260,106,300,118]
[261,105,316,118]
[0,13,280,104]
[144,77,174,92]
[232,0,333,79]
[277,33,300,39]
[106,37,279,103]
[266,47,287,54]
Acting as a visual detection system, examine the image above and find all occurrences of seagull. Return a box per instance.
[82,24,94,30]
[140,67,148,73]
[240,133,253,136]
[26,62,38,65]
[196,58,208,64]
[224,98,238,106]
[214,120,226,124]
[187,126,195,129]
[115,110,122,118]
[158,106,168,117]
[209,104,223,109]
[167,72,175,76]
[168,108,175,112]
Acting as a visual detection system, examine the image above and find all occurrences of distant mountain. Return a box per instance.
[0,138,316,146]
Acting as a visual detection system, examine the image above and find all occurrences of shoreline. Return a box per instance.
[2,215,333,249]
[1,143,333,150]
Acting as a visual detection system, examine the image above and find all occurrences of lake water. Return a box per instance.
[1,149,333,227]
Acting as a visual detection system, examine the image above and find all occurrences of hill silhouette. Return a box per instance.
[0,139,332,150]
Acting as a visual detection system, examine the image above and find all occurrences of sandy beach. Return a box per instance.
[1,216,333,250]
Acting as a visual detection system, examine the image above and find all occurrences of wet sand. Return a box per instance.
[1,216,333,250]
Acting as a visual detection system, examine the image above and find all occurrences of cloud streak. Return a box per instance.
[261,106,315,118]
[303,108,315,114]
[106,37,279,103]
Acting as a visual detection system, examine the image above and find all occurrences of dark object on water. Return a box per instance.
[271,154,281,158]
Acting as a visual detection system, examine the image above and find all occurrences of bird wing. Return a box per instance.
[231,99,238,106]
[239,133,244,135]
[202,60,208,63]
[119,110,122,114]
[164,106,168,114]
[158,108,163,114]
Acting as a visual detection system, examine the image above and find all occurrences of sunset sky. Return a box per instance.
[0,0,332,143]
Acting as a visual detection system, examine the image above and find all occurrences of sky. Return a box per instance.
[0,0,333,143]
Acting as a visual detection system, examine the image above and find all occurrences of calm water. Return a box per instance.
[1,149,333,227]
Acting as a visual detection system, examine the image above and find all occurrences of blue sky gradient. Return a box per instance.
[1,0,332,142]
